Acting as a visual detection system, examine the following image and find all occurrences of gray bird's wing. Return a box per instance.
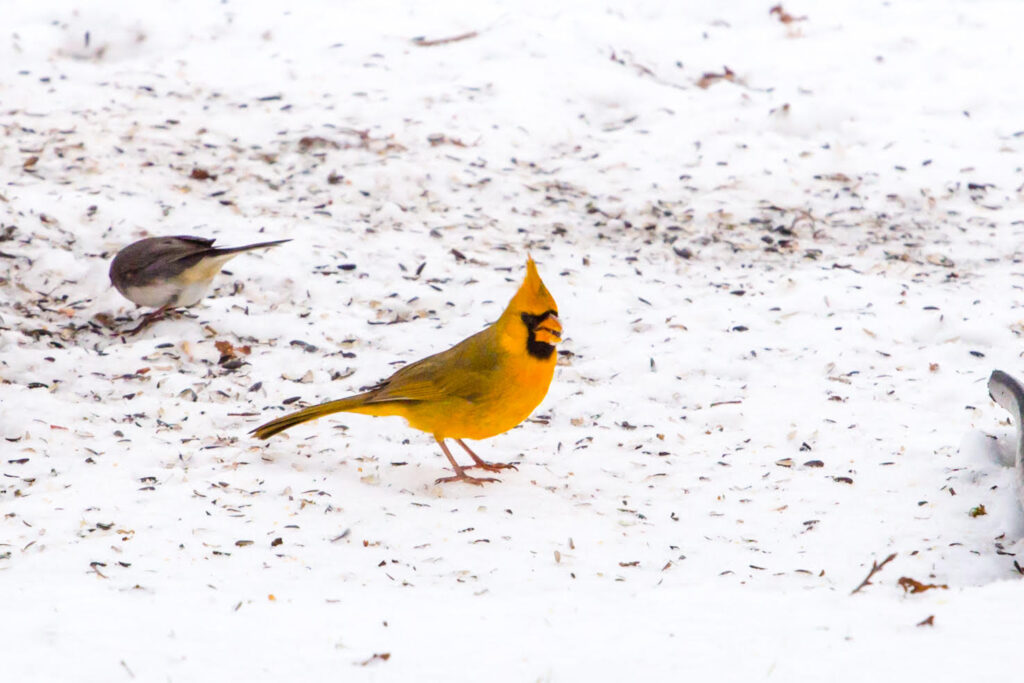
[109,235,218,288]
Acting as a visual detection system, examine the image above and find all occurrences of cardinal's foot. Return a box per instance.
[434,472,501,486]
[465,460,518,473]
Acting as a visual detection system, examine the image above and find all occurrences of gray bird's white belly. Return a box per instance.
[122,280,211,308]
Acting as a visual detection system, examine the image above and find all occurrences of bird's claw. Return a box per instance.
[120,319,155,336]
[466,461,518,473]
[434,473,501,486]
[119,308,175,336]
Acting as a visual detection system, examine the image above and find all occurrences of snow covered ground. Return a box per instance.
[2,0,1023,679]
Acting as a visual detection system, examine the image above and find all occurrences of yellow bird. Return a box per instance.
[251,256,562,485]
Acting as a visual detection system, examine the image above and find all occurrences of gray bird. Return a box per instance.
[109,235,290,333]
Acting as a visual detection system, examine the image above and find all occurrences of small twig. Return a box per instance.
[412,31,478,47]
[851,552,896,595]
[609,48,688,91]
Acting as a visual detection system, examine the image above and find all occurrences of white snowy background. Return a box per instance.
[2,0,1023,679]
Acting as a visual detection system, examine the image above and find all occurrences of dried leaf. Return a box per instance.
[357,653,391,666]
[898,577,948,594]
[697,66,735,89]
[769,4,808,24]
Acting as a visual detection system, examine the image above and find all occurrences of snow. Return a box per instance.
[2,0,1023,679]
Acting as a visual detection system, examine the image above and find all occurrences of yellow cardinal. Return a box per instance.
[251,256,561,485]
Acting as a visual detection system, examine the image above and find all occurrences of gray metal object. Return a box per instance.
[987,370,1024,510]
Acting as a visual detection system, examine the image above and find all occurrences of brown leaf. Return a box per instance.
[357,653,391,666]
[769,4,808,24]
[215,340,249,358]
[697,66,735,89]
[898,576,948,594]
[298,136,340,152]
